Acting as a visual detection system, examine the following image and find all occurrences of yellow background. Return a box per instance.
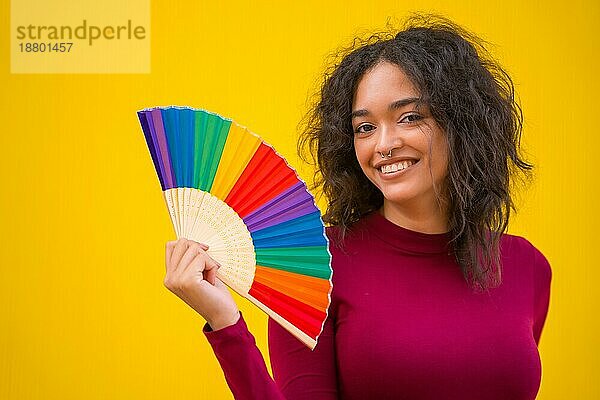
[1,1,598,399]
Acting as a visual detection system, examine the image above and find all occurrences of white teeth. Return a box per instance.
[380,160,416,174]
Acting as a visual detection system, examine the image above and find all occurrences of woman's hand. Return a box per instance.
[164,238,240,331]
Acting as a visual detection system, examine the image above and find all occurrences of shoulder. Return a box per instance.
[500,233,552,285]
[324,224,361,264]
[324,219,374,291]
[325,213,377,248]
[325,218,374,262]
[503,235,553,343]
[325,225,342,247]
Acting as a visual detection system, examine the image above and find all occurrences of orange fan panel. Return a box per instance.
[254,265,331,311]
[225,143,298,217]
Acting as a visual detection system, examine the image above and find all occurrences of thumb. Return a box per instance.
[214,277,228,290]
[204,261,220,285]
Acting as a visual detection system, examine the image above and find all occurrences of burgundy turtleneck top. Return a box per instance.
[203,212,552,399]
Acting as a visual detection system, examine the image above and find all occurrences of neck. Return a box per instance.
[381,196,449,234]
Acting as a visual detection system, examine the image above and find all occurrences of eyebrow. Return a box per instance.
[351,97,421,119]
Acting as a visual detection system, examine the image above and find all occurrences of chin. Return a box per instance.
[378,187,421,206]
[375,182,424,203]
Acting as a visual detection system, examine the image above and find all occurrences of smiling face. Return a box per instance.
[352,61,449,213]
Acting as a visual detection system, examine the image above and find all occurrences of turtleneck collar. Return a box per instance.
[364,211,453,255]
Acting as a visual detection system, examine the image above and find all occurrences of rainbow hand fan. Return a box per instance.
[137,106,332,349]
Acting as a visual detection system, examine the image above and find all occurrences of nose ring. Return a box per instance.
[379,149,394,159]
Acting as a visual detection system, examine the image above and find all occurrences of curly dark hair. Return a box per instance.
[298,14,533,290]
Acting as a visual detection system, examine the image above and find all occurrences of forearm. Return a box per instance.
[204,312,286,400]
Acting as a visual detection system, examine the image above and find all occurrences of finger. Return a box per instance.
[179,251,221,284]
[203,260,221,285]
[175,242,207,275]
[165,240,177,270]
[170,238,190,270]
[195,242,209,251]
[185,239,209,251]
[176,253,209,287]
[182,251,210,276]
[214,277,227,289]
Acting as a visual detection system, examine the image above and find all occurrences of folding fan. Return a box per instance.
[137,106,332,349]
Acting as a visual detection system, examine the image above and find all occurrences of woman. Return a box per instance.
[163,14,552,400]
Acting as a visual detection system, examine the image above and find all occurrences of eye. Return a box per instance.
[400,113,423,124]
[354,123,376,135]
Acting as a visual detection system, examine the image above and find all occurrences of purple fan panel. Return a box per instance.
[138,112,166,190]
[150,109,175,189]
[142,112,169,190]
[243,182,317,232]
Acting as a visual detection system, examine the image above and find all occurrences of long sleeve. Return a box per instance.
[532,247,552,345]
[203,312,285,400]
[203,311,338,400]
[268,311,338,399]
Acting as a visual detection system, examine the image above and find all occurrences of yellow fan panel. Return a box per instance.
[210,122,262,201]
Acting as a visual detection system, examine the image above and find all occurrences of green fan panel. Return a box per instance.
[192,110,232,191]
[255,246,331,280]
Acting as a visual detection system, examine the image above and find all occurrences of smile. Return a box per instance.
[379,160,418,174]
